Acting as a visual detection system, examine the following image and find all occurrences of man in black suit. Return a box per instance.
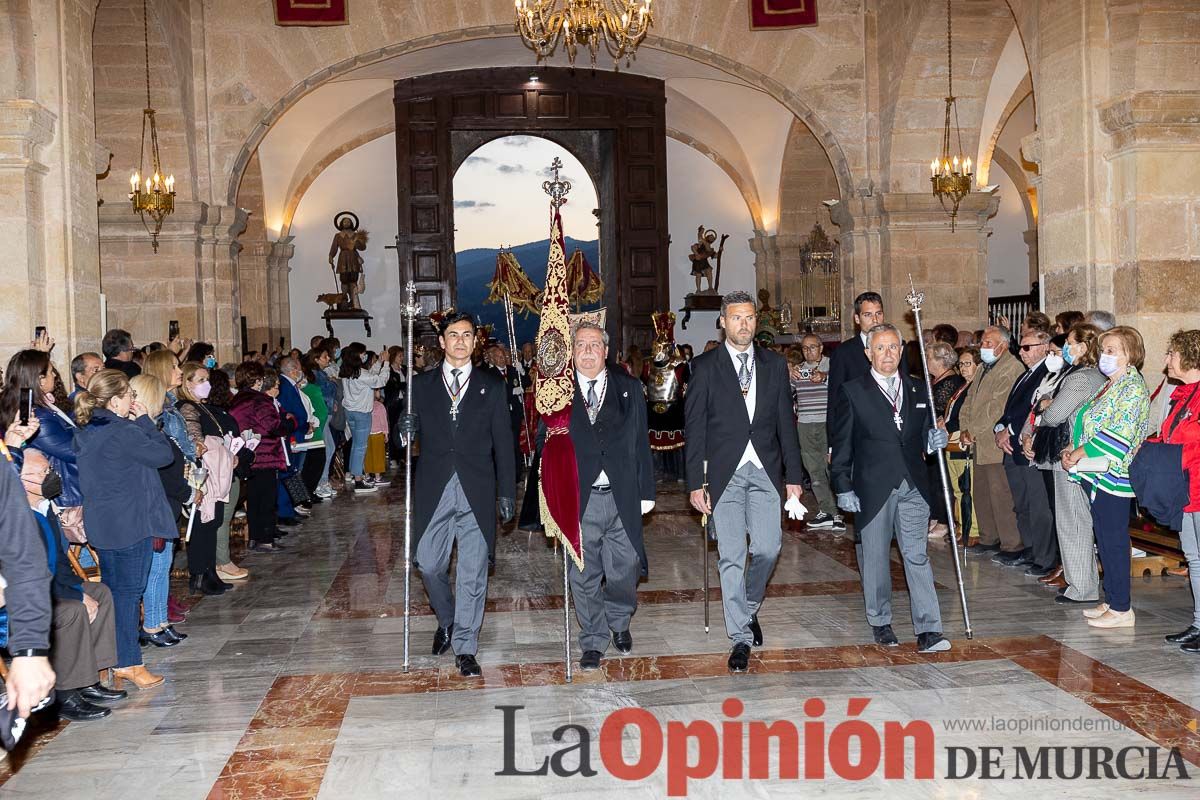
[685,291,806,673]
[826,292,908,446]
[830,323,951,653]
[565,322,656,671]
[397,311,516,677]
[994,329,1057,574]
[488,343,526,473]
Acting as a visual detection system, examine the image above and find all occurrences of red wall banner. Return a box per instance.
[748,0,818,31]
[273,0,349,26]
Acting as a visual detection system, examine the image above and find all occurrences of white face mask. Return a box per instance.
[979,347,999,365]
[1099,353,1122,377]
[1044,354,1064,373]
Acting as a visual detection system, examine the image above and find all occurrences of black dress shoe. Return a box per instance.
[612,629,632,654]
[456,654,482,677]
[872,624,899,647]
[1165,625,1200,644]
[1182,640,1200,654]
[917,632,951,653]
[964,542,1001,556]
[1054,593,1099,605]
[748,614,764,647]
[277,517,302,528]
[190,570,229,596]
[248,541,282,553]
[163,625,188,642]
[727,643,751,673]
[80,682,127,703]
[580,650,603,670]
[1024,564,1056,578]
[56,691,112,721]
[432,625,454,656]
[992,550,1031,567]
[139,629,180,648]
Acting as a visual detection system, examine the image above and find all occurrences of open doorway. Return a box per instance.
[452,135,600,348]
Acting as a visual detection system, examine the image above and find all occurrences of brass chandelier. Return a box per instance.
[929,0,972,231]
[128,0,175,252]
[514,0,654,68]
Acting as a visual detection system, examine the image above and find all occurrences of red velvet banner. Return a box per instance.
[273,0,348,27]
[748,0,818,31]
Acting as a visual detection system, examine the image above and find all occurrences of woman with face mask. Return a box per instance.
[1060,325,1151,628]
[1023,324,1106,603]
[177,362,245,592]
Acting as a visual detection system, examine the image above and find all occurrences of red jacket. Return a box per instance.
[229,389,295,471]
[1155,382,1200,512]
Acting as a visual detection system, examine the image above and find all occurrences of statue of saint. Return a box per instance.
[688,226,726,294]
[756,287,784,335]
[328,211,369,310]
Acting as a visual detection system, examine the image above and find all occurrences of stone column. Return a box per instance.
[0,100,55,355]
[829,191,1000,337]
[98,201,246,361]
[1022,228,1040,297]
[266,237,295,349]
[238,240,270,355]
[1099,91,1200,364]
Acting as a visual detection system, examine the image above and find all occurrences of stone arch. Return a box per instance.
[224,29,856,215]
[882,0,1028,193]
[979,78,1033,187]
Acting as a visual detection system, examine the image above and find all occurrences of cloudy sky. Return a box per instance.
[452,135,599,252]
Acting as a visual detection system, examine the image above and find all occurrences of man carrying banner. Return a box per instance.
[398,310,516,677]
[684,291,806,673]
[563,321,655,670]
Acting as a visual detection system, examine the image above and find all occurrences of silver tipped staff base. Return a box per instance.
[905,276,974,639]
[401,280,419,671]
[562,545,573,682]
[701,459,711,634]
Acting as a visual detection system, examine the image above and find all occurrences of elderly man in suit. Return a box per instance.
[685,291,805,673]
[830,323,951,653]
[397,311,516,677]
[996,329,1058,575]
[564,322,656,670]
[958,326,1027,561]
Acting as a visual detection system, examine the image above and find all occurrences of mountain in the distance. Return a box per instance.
[456,237,600,346]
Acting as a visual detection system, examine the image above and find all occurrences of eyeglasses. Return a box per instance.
[1018,344,1045,351]
[957,361,975,368]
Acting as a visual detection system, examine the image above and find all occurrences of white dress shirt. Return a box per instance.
[576,368,610,487]
[442,360,473,408]
[726,341,762,469]
[869,368,903,412]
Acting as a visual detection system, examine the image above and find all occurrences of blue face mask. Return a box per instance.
[333,348,342,360]
[979,347,999,365]
[204,356,217,369]
[1062,344,1075,366]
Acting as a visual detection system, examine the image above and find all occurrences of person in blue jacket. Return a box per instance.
[73,369,174,689]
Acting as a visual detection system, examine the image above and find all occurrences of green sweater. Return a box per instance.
[1070,366,1150,497]
[301,381,330,444]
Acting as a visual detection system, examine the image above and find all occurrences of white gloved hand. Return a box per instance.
[640,500,655,515]
[784,495,808,521]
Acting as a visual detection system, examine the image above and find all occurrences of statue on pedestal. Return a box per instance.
[328,211,369,310]
[688,226,727,294]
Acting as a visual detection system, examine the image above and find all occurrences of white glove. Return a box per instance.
[640,500,655,515]
[784,495,808,521]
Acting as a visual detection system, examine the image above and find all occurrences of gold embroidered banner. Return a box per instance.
[273,0,348,26]
[748,0,817,31]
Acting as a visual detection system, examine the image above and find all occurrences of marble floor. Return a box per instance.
[3,474,1199,798]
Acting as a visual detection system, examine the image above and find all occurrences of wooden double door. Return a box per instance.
[394,67,670,353]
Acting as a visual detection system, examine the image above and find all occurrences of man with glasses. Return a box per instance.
[101,329,140,378]
[70,353,104,399]
[959,326,1027,562]
[560,322,655,671]
[790,334,844,532]
[994,329,1058,575]
[397,311,515,678]
[830,324,951,653]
